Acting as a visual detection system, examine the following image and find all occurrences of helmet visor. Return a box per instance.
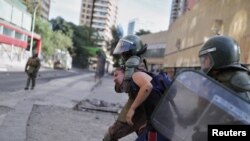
[199,53,214,74]
[113,39,134,55]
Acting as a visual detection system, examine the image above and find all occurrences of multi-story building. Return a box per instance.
[40,0,51,20]
[141,0,250,71]
[170,0,200,25]
[170,0,187,24]
[0,0,41,69]
[79,0,118,48]
[127,19,136,35]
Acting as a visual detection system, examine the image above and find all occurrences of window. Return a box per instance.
[15,31,23,40]
[0,25,3,34]
[3,27,13,37]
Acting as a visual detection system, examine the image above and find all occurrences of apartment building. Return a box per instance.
[23,0,51,21]
[40,0,51,20]
[170,0,199,25]
[79,0,118,47]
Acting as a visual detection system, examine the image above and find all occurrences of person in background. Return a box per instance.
[95,50,106,83]
[24,53,41,90]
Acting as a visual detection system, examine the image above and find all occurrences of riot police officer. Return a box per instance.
[108,35,169,141]
[103,35,147,141]
[199,35,250,102]
[113,34,147,88]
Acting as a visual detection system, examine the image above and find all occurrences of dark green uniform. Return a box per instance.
[24,55,40,90]
[211,69,250,102]
[103,35,148,141]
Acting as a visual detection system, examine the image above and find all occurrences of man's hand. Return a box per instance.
[126,108,135,126]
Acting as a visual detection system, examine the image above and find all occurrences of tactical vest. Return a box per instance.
[214,69,250,102]
[27,58,40,74]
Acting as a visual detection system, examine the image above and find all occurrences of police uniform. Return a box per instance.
[103,35,148,141]
[25,55,40,90]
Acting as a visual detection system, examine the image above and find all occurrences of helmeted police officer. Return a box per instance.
[199,35,250,102]
[103,35,147,141]
[108,35,169,141]
[113,35,147,93]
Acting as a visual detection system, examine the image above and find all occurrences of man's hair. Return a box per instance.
[114,67,124,73]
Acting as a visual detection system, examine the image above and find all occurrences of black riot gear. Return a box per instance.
[113,35,147,61]
[199,36,241,73]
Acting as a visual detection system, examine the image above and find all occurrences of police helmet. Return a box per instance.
[113,35,147,60]
[199,36,240,73]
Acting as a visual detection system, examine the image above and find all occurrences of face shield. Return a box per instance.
[199,47,216,74]
[113,39,135,55]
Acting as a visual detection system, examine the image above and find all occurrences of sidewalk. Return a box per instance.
[0,73,137,141]
[0,59,56,72]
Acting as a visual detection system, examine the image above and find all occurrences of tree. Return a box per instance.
[35,18,72,60]
[22,0,42,17]
[136,29,151,36]
[35,17,53,57]
[70,24,101,68]
[50,17,74,38]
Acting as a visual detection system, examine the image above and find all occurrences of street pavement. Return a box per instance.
[0,63,137,141]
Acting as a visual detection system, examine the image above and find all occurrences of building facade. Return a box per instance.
[127,19,136,35]
[170,0,200,25]
[79,0,118,47]
[40,0,51,20]
[23,0,51,21]
[140,0,250,71]
[0,0,41,68]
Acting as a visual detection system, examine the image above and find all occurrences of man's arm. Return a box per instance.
[24,59,29,72]
[126,72,153,125]
[36,59,41,71]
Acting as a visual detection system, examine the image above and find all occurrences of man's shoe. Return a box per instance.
[24,87,29,90]
[31,87,34,90]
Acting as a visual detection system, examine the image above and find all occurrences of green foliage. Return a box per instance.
[34,18,72,59]
[35,18,53,57]
[50,17,74,38]
[70,24,101,68]
[35,16,102,68]
[22,0,42,18]
[136,29,151,36]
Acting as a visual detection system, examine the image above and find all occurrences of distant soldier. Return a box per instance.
[24,53,41,90]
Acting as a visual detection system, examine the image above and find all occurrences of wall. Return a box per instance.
[0,0,32,31]
[140,0,250,69]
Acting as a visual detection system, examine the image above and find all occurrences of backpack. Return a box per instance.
[143,70,172,95]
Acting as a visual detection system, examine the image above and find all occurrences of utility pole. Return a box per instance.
[29,3,39,57]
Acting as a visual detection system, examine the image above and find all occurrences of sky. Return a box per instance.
[49,0,172,34]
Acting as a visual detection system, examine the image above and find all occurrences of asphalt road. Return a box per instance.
[0,69,86,92]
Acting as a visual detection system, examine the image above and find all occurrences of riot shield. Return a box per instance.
[151,70,250,141]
